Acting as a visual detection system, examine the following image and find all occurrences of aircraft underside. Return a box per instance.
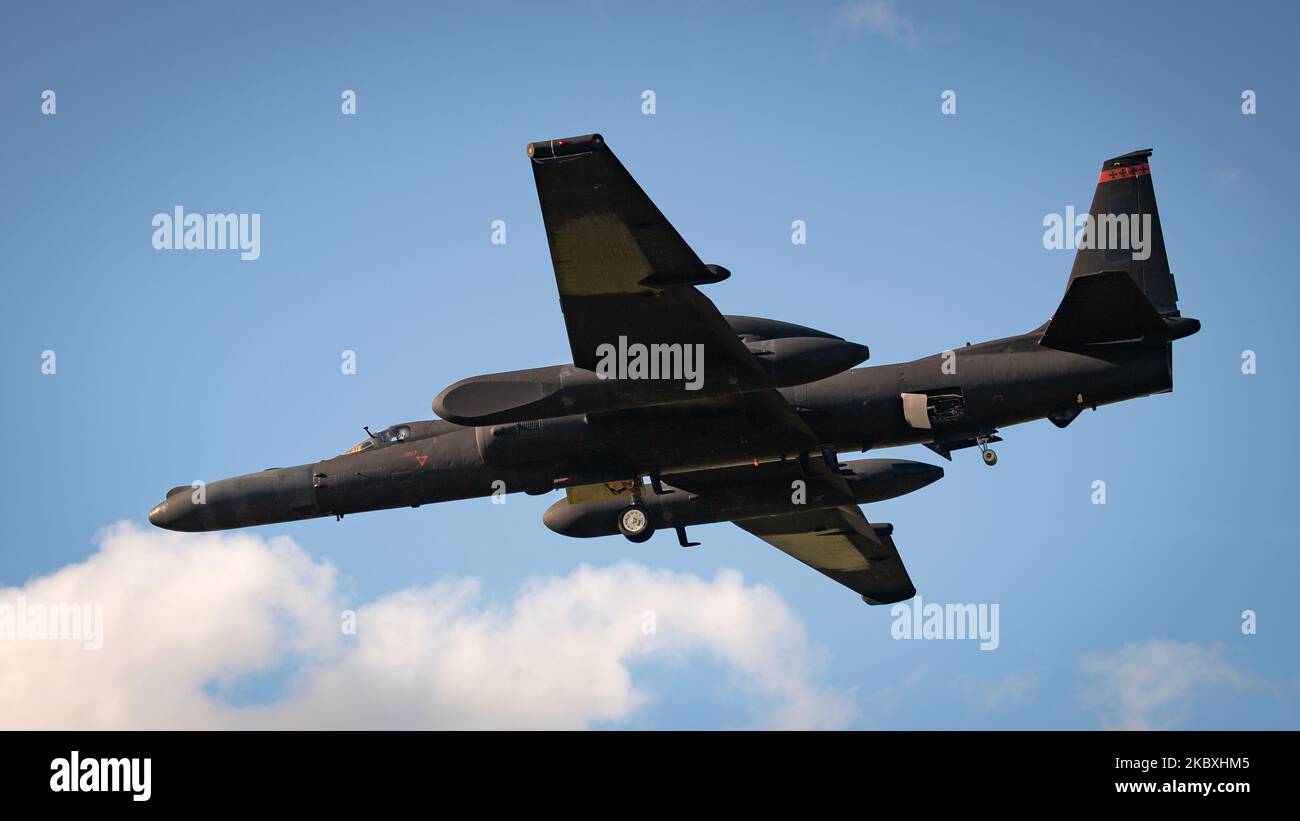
[149,135,1197,605]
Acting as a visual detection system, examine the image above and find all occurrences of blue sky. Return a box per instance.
[1,0,1296,729]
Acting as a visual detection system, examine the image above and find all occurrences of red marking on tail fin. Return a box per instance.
[1098,163,1150,183]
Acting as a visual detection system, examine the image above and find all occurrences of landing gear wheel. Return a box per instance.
[982,448,998,466]
[618,504,654,543]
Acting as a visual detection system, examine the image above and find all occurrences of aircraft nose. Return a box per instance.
[147,467,321,532]
[148,486,203,531]
[148,492,186,530]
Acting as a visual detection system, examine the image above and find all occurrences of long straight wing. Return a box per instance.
[527,134,767,389]
[735,506,916,605]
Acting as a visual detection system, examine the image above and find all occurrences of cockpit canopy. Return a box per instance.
[338,419,458,456]
[343,424,413,455]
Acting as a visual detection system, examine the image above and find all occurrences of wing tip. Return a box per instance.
[862,588,916,606]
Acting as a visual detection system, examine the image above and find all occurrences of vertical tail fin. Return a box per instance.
[1067,149,1180,316]
[1042,150,1199,348]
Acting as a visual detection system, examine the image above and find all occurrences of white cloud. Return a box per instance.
[839,0,919,47]
[1079,640,1255,729]
[0,522,855,730]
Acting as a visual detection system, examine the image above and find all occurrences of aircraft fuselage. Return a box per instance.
[147,331,1172,532]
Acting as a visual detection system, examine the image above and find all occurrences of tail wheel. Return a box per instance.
[618,504,654,543]
[982,448,998,466]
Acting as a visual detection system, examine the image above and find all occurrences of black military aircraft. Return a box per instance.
[150,134,1198,605]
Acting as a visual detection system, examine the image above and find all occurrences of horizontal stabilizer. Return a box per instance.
[1040,270,1167,348]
